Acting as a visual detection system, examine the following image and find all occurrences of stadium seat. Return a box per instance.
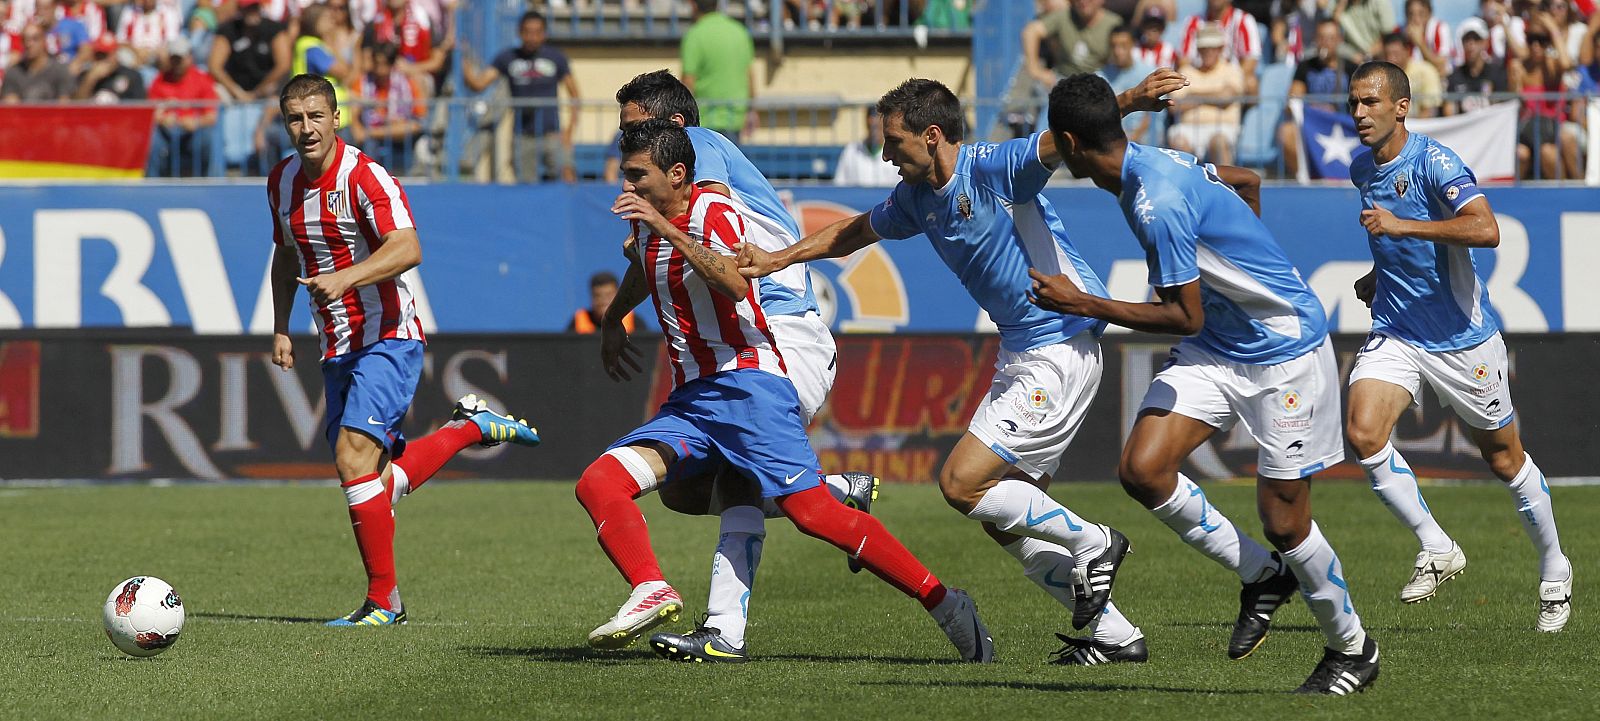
[219,103,264,168]
[1237,62,1293,168]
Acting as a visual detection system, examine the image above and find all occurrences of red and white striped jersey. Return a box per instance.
[1178,8,1261,65]
[267,138,424,360]
[636,186,787,388]
[115,4,180,55]
[62,0,107,40]
[1133,40,1177,69]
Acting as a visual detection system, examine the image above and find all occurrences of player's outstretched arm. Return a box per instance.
[269,245,300,370]
[1029,270,1204,335]
[739,212,880,279]
[1118,68,1188,116]
[1360,196,1499,248]
[1212,165,1262,216]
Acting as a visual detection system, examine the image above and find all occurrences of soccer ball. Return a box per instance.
[101,576,185,657]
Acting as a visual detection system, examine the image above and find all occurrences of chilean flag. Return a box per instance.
[1292,100,1518,182]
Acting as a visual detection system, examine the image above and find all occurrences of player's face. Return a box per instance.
[880,113,936,184]
[1348,75,1406,148]
[283,94,340,166]
[620,151,686,211]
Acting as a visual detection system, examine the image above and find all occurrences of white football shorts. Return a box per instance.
[967,333,1103,481]
[767,311,837,424]
[1348,331,1515,431]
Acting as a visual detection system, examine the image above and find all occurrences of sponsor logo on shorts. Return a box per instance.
[1007,396,1042,425]
[1281,390,1302,412]
[1471,363,1489,383]
[996,419,1019,434]
[1272,417,1312,429]
[1284,439,1306,459]
[1486,399,1502,414]
[1029,387,1049,409]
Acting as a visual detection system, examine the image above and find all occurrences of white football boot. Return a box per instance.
[1400,543,1467,604]
[1537,575,1573,633]
[588,581,683,650]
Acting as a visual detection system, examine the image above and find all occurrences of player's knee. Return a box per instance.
[1482,448,1524,482]
[936,464,982,514]
[1260,519,1302,552]
[657,481,712,516]
[1344,417,1388,458]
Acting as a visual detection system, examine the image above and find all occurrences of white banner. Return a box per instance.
[1410,101,1519,182]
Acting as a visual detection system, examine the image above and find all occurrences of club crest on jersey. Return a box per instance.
[956,193,973,220]
[326,190,351,219]
[1393,175,1409,198]
[1445,185,1460,201]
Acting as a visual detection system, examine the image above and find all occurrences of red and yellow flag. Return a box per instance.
[0,106,154,179]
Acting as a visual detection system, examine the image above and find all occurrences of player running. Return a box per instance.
[1038,74,1378,694]
[578,118,994,662]
[266,74,541,628]
[1344,61,1571,630]
[600,70,878,663]
[738,74,1185,666]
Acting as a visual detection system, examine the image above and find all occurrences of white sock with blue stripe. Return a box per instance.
[704,505,765,647]
[1152,474,1276,583]
[969,480,1109,561]
[1506,454,1571,582]
[1280,521,1365,655]
[1359,444,1453,554]
[1001,537,1137,645]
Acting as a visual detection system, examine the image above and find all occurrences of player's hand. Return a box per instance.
[298,271,354,307]
[1124,68,1189,113]
[600,321,644,382]
[271,332,295,370]
[1027,268,1094,316]
[611,192,675,237]
[1353,269,1377,308]
[1359,206,1401,237]
[735,242,781,279]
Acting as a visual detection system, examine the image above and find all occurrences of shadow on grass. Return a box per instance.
[464,646,954,666]
[862,679,1275,696]
[191,611,328,624]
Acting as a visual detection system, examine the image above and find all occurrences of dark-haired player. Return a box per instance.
[1039,72,1376,694]
[267,74,541,627]
[1344,61,1570,630]
[576,118,994,662]
[739,72,1186,666]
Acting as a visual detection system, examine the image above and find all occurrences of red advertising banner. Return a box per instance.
[0,106,154,179]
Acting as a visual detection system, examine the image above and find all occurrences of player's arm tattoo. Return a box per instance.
[665,226,749,300]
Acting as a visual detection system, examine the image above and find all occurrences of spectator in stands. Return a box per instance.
[59,0,106,42]
[1,22,72,101]
[1269,0,1326,64]
[210,0,288,101]
[35,0,88,64]
[1,1,16,83]
[321,0,361,85]
[682,0,755,144]
[833,106,900,186]
[568,272,635,335]
[1168,23,1244,163]
[1384,31,1443,117]
[74,32,143,101]
[1334,0,1392,63]
[116,0,181,67]
[1025,0,1124,81]
[461,11,578,183]
[1477,0,1528,61]
[362,0,446,89]
[147,36,218,176]
[1514,13,1581,177]
[293,4,353,108]
[352,41,424,172]
[1446,18,1510,114]
[1134,5,1178,67]
[1401,0,1452,75]
[1179,0,1259,94]
[1546,0,1585,60]
[1277,18,1354,175]
[1100,25,1159,142]
[1579,12,1600,88]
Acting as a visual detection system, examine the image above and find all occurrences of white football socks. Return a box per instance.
[968,480,1109,561]
[1359,444,1453,554]
[703,505,765,647]
[1151,474,1276,583]
[1000,537,1137,645]
[1280,522,1366,655]
[1506,454,1571,582]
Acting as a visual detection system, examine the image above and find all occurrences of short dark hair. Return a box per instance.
[619,118,696,179]
[876,78,965,142]
[1047,74,1125,153]
[616,69,701,128]
[1109,25,1134,41]
[280,73,338,114]
[693,0,720,13]
[1381,30,1411,49]
[1404,0,1430,12]
[1353,60,1411,101]
[371,41,399,66]
[519,11,545,29]
[589,271,620,289]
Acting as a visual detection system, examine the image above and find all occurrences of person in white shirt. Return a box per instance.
[832,106,901,187]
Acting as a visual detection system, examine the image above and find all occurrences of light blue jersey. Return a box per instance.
[686,126,817,317]
[868,133,1107,353]
[1349,131,1499,351]
[1119,143,1328,365]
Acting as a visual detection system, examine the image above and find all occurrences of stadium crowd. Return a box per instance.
[1014,0,1600,179]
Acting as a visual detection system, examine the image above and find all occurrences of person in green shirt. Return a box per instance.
[680,0,755,143]
[1034,0,1124,79]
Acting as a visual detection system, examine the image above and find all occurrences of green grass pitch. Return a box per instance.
[1,481,1591,719]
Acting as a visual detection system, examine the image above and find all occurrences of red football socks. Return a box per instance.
[776,486,947,610]
[342,472,398,609]
[390,420,482,495]
[575,454,664,587]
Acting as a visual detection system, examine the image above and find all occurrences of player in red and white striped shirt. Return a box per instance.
[576,119,991,661]
[267,73,541,628]
[114,0,179,65]
[1178,0,1261,91]
[1401,0,1452,74]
